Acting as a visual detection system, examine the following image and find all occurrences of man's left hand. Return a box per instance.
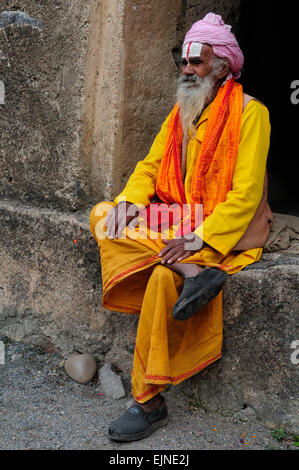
[159,233,204,265]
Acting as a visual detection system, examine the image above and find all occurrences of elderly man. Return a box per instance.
[90,13,272,441]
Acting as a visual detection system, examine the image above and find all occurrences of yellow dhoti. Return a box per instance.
[90,202,262,402]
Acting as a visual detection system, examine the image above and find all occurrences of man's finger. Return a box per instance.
[116,220,127,239]
[161,239,172,245]
[159,240,185,257]
[159,244,174,257]
[106,208,116,230]
[108,211,121,238]
[177,252,192,262]
[105,206,116,223]
[107,219,117,238]
[106,218,115,238]
[167,250,186,265]
[161,247,182,264]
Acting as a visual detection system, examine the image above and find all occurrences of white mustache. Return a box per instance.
[178,75,202,86]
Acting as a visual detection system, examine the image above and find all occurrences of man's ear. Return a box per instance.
[218,58,230,80]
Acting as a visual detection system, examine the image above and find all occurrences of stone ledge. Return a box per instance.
[185,263,299,434]
[0,199,138,360]
[0,199,298,433]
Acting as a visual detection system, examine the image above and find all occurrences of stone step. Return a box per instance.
[0,199,139,360]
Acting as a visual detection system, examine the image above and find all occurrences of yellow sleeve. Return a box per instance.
[194,100,271,256]
[114,112,172,208]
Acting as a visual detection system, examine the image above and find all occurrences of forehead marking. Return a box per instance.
[182,42,203,61]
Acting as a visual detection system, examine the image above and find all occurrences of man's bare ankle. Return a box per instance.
[166,262,203,278]
[134,394,165,413]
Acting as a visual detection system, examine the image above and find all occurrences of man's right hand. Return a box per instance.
[105,202,139,239]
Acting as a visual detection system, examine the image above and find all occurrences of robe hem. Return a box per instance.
[133,346,222,387]
[105,254,159,292]
[143,353,222,384]
[132,354,222,402]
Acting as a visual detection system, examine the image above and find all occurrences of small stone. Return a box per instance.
[0,11,43,29]
[64,353,97,384]
[233,407,256,423]
[242,407,256,417]
[10,353,22,362]
[98,362,126,399]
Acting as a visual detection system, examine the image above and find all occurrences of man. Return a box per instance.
[90,12,272,441]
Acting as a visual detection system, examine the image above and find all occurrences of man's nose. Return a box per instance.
[182,63,195,75]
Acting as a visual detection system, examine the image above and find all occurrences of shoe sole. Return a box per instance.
[108,416,169,442]
[173,273,227,321]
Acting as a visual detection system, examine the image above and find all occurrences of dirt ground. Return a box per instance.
[0,338,297,451]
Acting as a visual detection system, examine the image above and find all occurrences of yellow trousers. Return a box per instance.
[90,202,262,402]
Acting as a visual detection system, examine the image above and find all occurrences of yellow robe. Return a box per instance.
[90,99,271,402]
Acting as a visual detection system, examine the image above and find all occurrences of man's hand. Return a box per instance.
[159,233,204,265]
[105,202,139,239]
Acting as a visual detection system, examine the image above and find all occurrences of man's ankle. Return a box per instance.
[134,394,165,413]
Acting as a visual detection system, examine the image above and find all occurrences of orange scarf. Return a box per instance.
[154,79,243,232]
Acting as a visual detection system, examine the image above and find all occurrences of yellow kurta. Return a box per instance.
[115,99,271,257]
[90,98,271,402]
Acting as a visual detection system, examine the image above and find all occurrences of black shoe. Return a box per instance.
[172,267,228,321]
[108,400,168,442]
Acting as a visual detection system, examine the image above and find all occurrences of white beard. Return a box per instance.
[176,74,215,136]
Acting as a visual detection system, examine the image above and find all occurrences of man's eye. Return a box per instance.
[180,59,188,66]
[189,59,202,65]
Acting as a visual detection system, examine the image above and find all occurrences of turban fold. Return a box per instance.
[183,12,244,79]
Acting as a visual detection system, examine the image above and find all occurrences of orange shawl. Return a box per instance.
[155,78,243,230]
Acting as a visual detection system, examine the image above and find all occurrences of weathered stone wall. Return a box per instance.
[109,0,182,196]
[0,1,94,211]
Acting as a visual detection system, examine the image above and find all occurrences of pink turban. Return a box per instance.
[183,13,244,79]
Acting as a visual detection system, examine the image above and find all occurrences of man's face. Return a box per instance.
[180,44,215,81]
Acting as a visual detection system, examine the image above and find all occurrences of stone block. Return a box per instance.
[90,0,182,201]
[0,199,138,359]
[185,255,299,433]
[0,1,95,210]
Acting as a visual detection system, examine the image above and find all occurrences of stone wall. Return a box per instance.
[90,0,182,200]
[0,1,93,211]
